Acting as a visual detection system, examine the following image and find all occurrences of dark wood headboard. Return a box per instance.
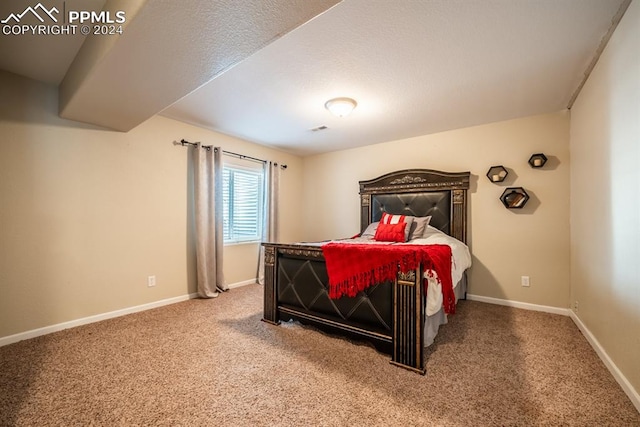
[359,169,470,243]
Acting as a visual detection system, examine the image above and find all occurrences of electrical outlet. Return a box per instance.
[521,276,530,287]
[574,300,579,312]
[147,275,156,287]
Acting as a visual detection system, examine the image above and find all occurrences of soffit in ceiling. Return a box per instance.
[0,0,341,131]
[58,0,341,131]
[0,0,106,84]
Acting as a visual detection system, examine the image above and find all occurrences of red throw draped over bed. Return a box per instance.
[322,243,456,314]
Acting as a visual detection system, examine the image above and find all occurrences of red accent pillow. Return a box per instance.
[374,222,407,242]
[380,212,406,224]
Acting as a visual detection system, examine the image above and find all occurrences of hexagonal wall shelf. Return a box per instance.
[528,153,548,168]
[500,187,530,209]
[486,165,508,183]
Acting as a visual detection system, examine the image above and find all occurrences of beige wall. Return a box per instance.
[0,71,303,338]
[302,112,571,308]
[569,0,640,398]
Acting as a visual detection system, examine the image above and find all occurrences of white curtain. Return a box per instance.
[193,144,227,298]
[257,161,280,285]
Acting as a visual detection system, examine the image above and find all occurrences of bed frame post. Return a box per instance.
[390,267,426,374]
[261,245,280,325]
[360,194,371,233]
[451,189,467,243]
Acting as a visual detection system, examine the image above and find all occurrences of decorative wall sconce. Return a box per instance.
[500,187,530,209]
[528,153,548,168]
[486,165,508,183]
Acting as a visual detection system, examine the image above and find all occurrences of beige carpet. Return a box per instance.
[0,284,638,426]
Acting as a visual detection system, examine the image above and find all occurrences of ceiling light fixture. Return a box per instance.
[324,97,357,117]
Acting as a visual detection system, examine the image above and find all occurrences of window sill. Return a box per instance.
[224,240,261,247]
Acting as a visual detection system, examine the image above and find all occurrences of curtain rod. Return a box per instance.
[177,139,287,169]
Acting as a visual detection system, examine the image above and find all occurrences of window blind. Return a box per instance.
[223,166,264,243]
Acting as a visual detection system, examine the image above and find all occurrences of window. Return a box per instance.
[222,165,264,244]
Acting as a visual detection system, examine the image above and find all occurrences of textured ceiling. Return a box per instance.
[163,0,629,156]
[58,0,341,131]
[0,0,630,156]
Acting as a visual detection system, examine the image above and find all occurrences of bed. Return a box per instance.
[262,169,471,374]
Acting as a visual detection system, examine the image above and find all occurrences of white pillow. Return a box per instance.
[361,221,379,238]
[408,215,432,240]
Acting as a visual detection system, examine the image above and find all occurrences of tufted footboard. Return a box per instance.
[262,242,426,374]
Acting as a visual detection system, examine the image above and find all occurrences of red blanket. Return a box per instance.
[322,243,456,314]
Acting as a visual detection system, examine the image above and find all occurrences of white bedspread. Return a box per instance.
[301,226,471,316]
[406,226,472,315]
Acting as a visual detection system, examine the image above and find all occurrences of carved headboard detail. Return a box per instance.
[359,169,470,243]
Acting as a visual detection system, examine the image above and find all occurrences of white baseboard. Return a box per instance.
[466,294,571,316]
[0,293,198,348]
[466,293,639,413]
[0,280,258,348]
[227,279,257,289]
[569,311,640,413]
